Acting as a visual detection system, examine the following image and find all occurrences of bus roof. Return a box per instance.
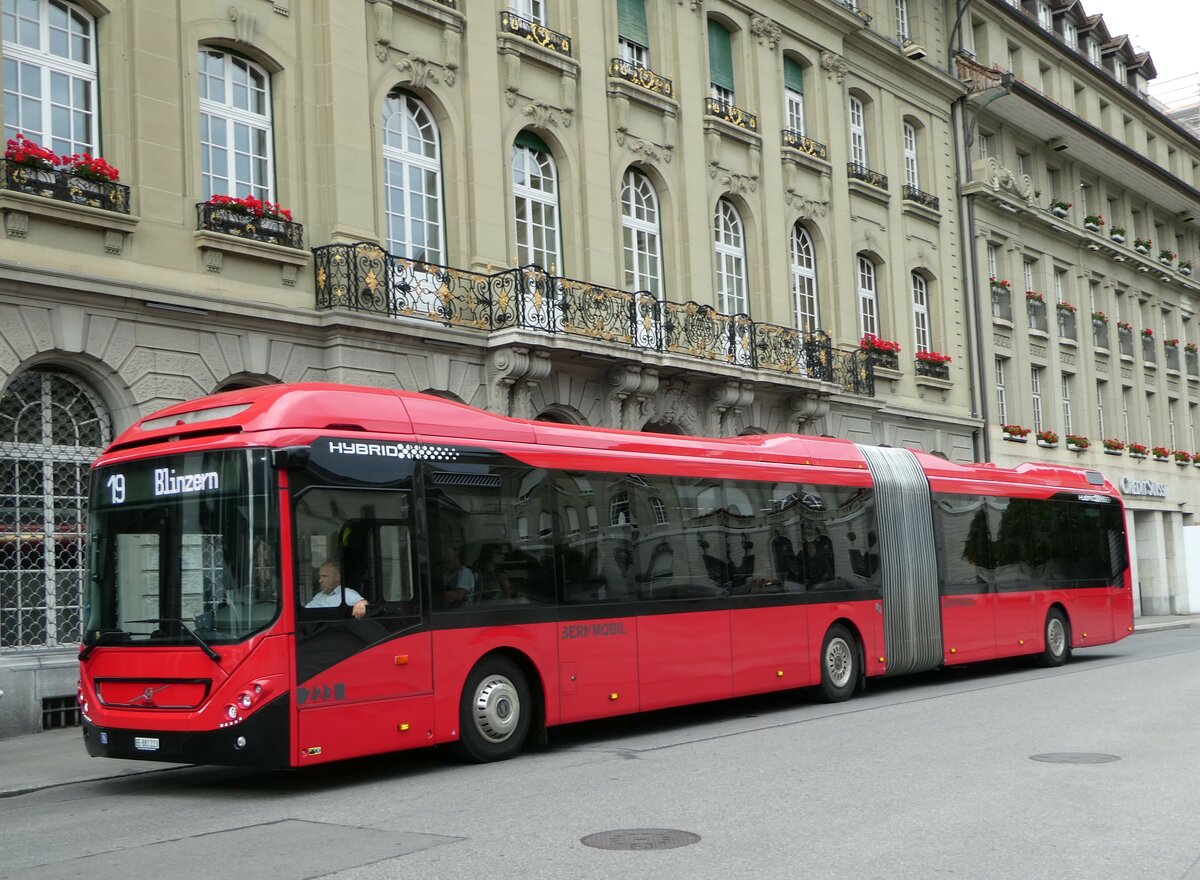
[100,383,1116,495]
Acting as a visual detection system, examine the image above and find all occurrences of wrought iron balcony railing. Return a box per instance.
[499,11,571,57]
[2,159,131,214]
[196,203,304,249]
[704,98,758,132]
[608,58,674,98]
[313,243,874,396]
[847,162,888,190]
[781,130,829,160]
[902,185,939,211]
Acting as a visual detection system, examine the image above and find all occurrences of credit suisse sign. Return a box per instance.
[1120,476,1167,499]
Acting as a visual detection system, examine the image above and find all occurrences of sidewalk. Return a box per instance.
[3,612,1199,798]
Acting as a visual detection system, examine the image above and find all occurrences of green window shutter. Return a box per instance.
[618,0,649,47]
[708,22,734,92]
[515,130,550,153]
[784,58,804,94]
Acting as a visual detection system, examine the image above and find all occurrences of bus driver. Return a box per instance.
[306,560,368,619]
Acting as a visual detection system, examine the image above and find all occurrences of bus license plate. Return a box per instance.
[134,737,160,751]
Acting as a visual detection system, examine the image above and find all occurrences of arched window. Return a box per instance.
[0,369,111,648]
[912,271,931,352]
[512,131,561,271]
[649,496,669,525]
[856,255,879,337]
[714,199,747,315]
[849,95,868,169]
[790,223,819,331]
[2,0,97,154]
[382,91,444,264]
[198,48,273,200]
[621,168,662,297]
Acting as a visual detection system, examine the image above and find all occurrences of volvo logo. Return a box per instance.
[1120,476,1167,499]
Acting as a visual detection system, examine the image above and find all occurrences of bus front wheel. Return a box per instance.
[1039,609,1071,667]
[457,656,532,762]
[819,624,858,702]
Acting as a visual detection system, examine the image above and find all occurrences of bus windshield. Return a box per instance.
[84,449,279,647]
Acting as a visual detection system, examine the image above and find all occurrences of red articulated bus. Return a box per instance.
[78,383,1133,768]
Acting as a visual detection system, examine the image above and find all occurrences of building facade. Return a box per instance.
[0,0,1194,735]
[950,0,1200,617]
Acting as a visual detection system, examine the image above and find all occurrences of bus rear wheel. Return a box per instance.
[819,624,858,702]
[457,656,531,763]
[1039,609,1071,667]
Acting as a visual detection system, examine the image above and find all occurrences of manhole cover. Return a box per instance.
[581,829,701,851]
[1029,752,1121,764]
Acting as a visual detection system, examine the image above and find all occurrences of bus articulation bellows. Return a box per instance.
[78,383,1133,768]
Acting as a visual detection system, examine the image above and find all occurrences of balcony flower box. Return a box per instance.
[1127,442,1149,460]
[860,333,900,370]
[1049,199,1071,218]
[1159,249,1176,266]
[1133,238,1151,255]
[1181,262,1192,276]
[1091,311,1108,325]
[1174,451,1193,466]
[1065,434,1089,452]
[989,276,1012,293]
[196,195,303,249]
[1083,214,1103,233]
[1141,327,1154,339]
[1110,227,1126,244]
[1187,343,1199,355]
[2,134,130,213]
[1036,430,1059,448]
[1056,302,1077,316]
[914,350,951,379]
[1002,424,1030,442]
[1025,290,1044,305]
[1151,446,1171,462]
[1102,438,1125,456]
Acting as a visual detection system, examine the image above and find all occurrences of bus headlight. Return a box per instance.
[226,704,239,720]
[238,692,253,709]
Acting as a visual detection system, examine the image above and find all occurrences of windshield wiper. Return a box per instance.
[78,629,131,661]
[127,618,222,662]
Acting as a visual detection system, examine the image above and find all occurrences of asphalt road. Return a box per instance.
[3,628,1200,880]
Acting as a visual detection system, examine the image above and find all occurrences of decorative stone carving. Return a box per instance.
[975,157,1036,206]
[706,381,754,436]
[677,0,703,9]
[643,378,701,436]
[784,192,829,218]
[523,101,572,129]
[750,15,781,50]
[606,364,659,429]
[788,393,830,431]
[821,51,848,83]
[708,163,758,195]
[615,131,675,163]
[487,346,552,417]
[395,56,445,90]
[227,6,257,44]
[5,210,29,239]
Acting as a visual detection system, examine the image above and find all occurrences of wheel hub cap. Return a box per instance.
[472,675,520,742]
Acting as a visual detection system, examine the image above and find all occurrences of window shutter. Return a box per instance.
[708,22,734,92]
[618,0,650,47]
[515,129,551,153]
[784,57,804,94]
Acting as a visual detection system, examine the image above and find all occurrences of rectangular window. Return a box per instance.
[995,358,1008,427]
[912,273,930,353]
[1062,18,1077,49]
[784,57,805,135]
[1061,373,1073,435]
[708,22,735,103]
[1031,366,1044,433]
[903,122,919,189]
[895,0,910,41]
[617,0,650,64]
[849,96,868,168]
[1096,380,1106,439]
[987,243,999,280]
[1023,258,1036,294]
[1122,387,1130,440]
[979,133,992,159]
[857,256,878,337]
[511,0,545,24]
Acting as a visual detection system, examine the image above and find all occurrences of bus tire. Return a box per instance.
[457,656,531,763]
[819,624,858,702]
[1039,609,1071,668]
